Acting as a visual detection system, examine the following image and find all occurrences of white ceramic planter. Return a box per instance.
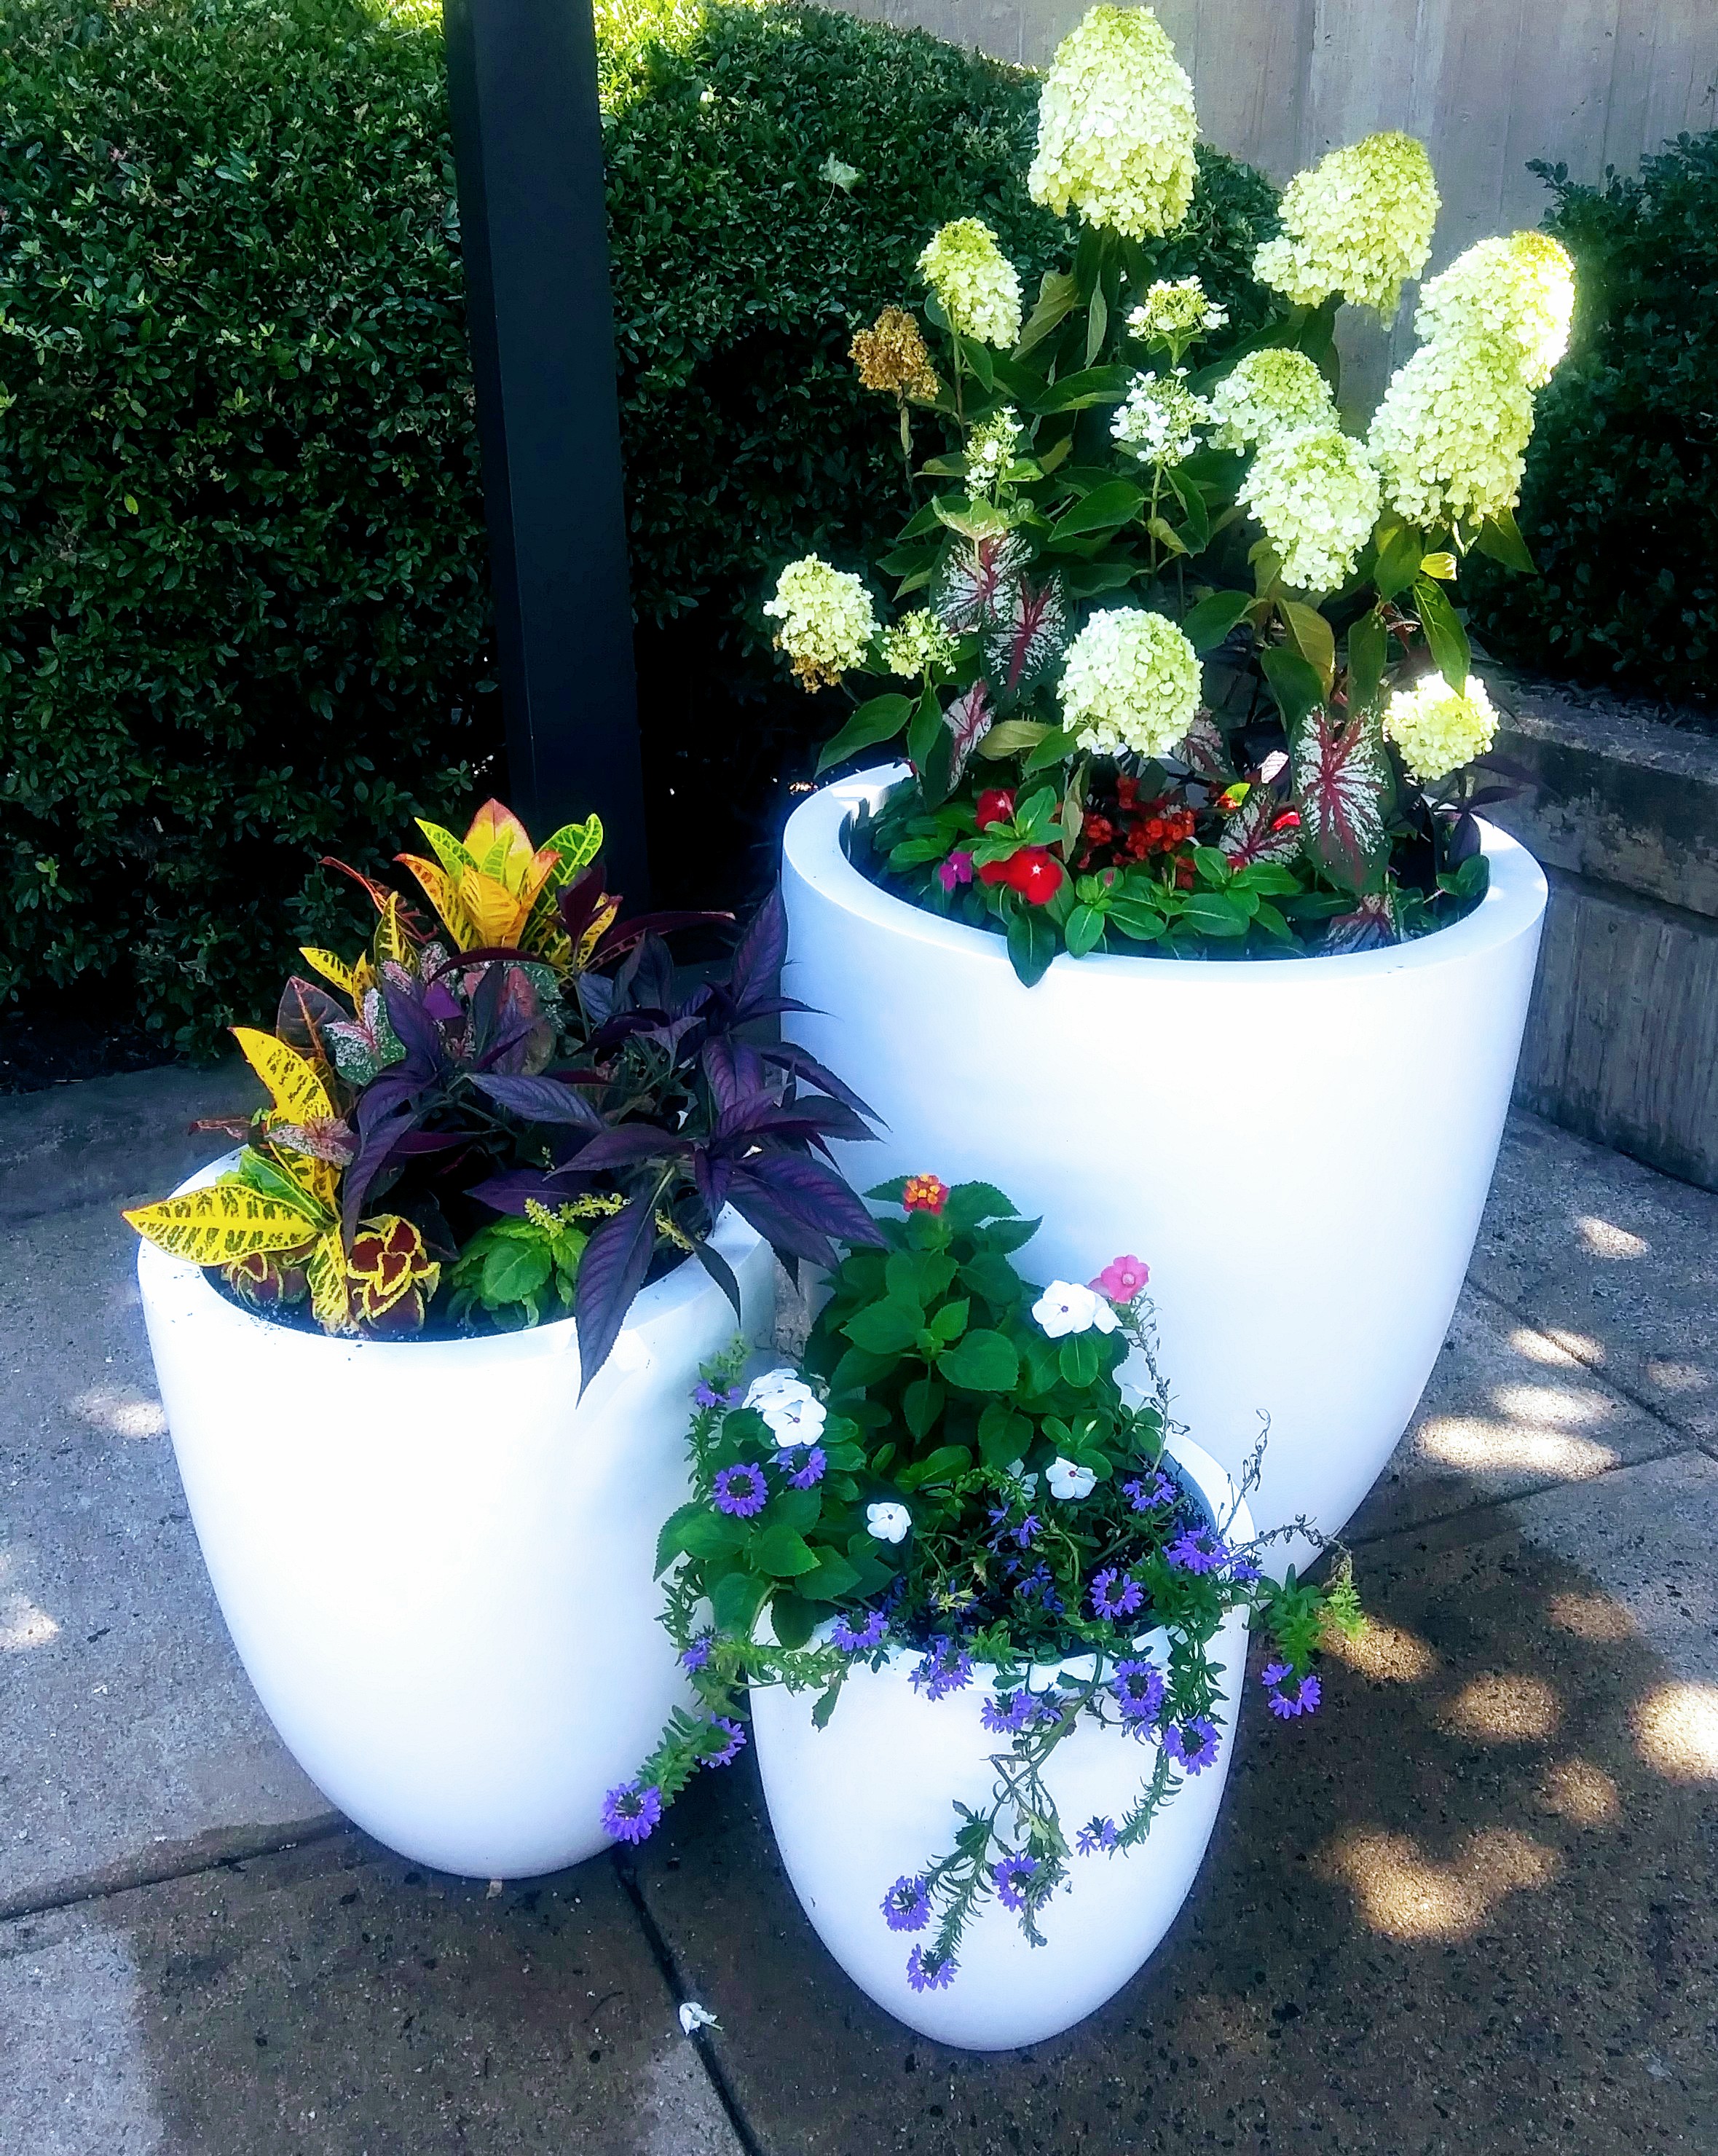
[752,1434,1253,2049]
[783,768,1548,1562]
[137,1155,774,1878]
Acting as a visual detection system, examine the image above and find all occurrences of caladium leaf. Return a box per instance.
[930,531,1032,634]
[1291,707,1390,894]
[1218,785,1303,868]
[1178,711,1238,786]
[574,1194,661,1393]
[1322,891,1399,953]
[981,575,1068,708]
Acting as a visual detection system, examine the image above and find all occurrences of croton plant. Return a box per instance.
[769,4,1572,984]
[125,802,881,1377]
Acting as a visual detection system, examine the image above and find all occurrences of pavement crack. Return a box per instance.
[0,1815,345,1927]
[1466,1273,1701,1445]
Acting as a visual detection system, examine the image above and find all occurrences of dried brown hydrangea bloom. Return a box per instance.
[850,306,939,404]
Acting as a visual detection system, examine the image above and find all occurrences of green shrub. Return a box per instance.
[0,0,1279,1053]
[1467,133,1718,710]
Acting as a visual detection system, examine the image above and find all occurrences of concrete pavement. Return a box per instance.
[1,1066,1713,2152]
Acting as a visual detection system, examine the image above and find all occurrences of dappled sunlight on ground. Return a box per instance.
[1322,1615,1440,1682]
[1315,1824,1561,1940]
[1441,1669,1564,1742]
[69,1386,168,1441]
[1547,1590,1639,1643]
[1537,1757,1621,1826]
[1575,1215,1650,1260]
[0,1592,60,1651]
[1631,1682,1718,1784]
[1417,1415,1617,1482]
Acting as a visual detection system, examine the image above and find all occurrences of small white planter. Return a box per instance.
[782,768,1547,1562]
[137,1155,774,1879]
[751,1434,1253,2050]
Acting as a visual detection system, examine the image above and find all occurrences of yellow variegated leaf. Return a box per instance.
[576,894,621,967]
[414,818,480,886]
[395,856,465,946]
[274,1148,340,1216]
[538,816,603,886]
[372,891,416,969]
[463,800,537,886]
[457,865,529,949]
[232,1027,336,1126]
[299,948,358,1000]
[125,1181,319,1264]
[304,1230,354,1333]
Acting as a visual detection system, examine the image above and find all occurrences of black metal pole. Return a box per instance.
[443,0,650,900]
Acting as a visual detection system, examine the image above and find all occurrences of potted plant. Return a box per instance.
[125,800,881,1879]
[770,5,1561,1551]
[622,1176,1360,2048]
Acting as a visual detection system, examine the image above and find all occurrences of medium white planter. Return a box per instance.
[137,1155,774,1878]
[751,1434,1253,2050]
[783,768,1548,1561]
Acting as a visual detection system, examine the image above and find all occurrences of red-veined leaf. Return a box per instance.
[1291,706,1390,894]
[980,576,1068,707]
[930,532,1032,633]
[944,680,993,783]
[1218,785,1302,868]
[1322,891,1399,953]
[1177,710,1238,785]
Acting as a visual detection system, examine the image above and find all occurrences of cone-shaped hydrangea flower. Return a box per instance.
[1208,347,1336,452]
[1382,672,1498,782]
[1367,333,1535,528]
[1253,132,1439,318]
[1058,607,1202,759]
[1412,230,1576,390]
[763,554,878,691]
[1238,425,1382,594]
[917,219,1022,347]
[1127,275,1226,347]
[850,304,940,401]
[879,607,958,680]
[1028,5,1197,241]
[1111,368,1212,468]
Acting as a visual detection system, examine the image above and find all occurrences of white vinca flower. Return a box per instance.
[1032,1280,1121,1339]
[762,555,878,691]
[1367,334,1535,529]
[743,1368,828,1443]
[1412,230,1575,391]
[1126,275,1227,346]
[866,1500,913,1545]
[1253,132,1440,318]
[1383,672,1499,782]
[917,219,1022,347]
[1207,347,1336,452]
[1028,4,1197,242]
[878,607,958,680]
[1058,607,1202,760]
[1047,1456,1098,1502]
[1238,425,1382,595]
[1110,368,1213,468]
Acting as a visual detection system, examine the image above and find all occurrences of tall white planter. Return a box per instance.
[752,1435,1253,2050]
[137,1156,774,1878]
[783,769,1548,1559]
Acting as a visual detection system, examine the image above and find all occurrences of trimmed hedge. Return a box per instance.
[0,0,1280,1052]
[1468,132,1718,711]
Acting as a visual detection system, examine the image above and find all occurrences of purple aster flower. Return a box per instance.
[1089,1567,1145,1621]
[693,1380,744,1410]
[602,1781,662,1844]
[779,1445,826,1490]
[1123,1470,1177,1512]
[906,1945,957,1993]
[910,1638,974,1701]
[992,1852,1039,1913]
[1261,1661,1322,1718]
[881,1875,931,1932]
[1076,1817,1119,1857]
[1167,1526,1229,1575]
[1111,1656,1166,1724]
[679,1637,712,1673]
[980,1688,1036,1735]
[712,1463,768,1518]
[830,1607,888,1653]
[1163,1716,1221,1774]
[703,1716,747,1768]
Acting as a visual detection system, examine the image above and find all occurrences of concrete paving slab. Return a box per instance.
[0,1833,741,2156]
[1346,1285,1686,1543]
[0,1197,333,1917]
[1475,1112,1718,1447]
[623,1494,1717,2153]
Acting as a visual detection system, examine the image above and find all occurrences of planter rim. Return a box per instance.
[136,1149,762,1372]
[784,765,1548,985]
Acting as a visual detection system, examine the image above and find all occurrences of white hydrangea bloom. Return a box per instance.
[1368,334,1535,528]
[1207,347,1336,452]
[1110,368,1213,467]
[964,406,1025,498]
[1253,133,1440,318]
[917,219,1022,347]
[1413,230,1576,390]
[1058,607,1202,760]
[1383,672,1498,782]
[1238,425,1382,595]
[878,607,959,679]
[1028,4,1197,242]
[763,555,878,689]
[1126,275,1227,345]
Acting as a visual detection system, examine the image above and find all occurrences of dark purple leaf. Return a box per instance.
[594,909,734,961]
[353,1066,430,1125]
[693,1144,733,1223]
[704,1034,766,1111]
[722,1173,840,1270]
[1447,811,1482,865]
[468,1072,605,1129]
[556,864,610,950]
[589,1008,671,1055]
[468,1170,559,1216]
[725,890,787,1015]
[1290,707,1390,894]
[562,1123,691,1175]
[693,1238,745,1325]
[342,1104,418,1241]
[574,1196,660,1394]
[382,977,447,1072]
[758,1044,881,1125]
[275,977,346,1057]
[422,979,462,1023]
[714,1094,875,1150]
[726,1152,886,1262]
[387,1130,469,1157]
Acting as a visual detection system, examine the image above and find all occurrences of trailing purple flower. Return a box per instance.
[1123,1470,1176,1512]
[1111,1656,1166,1725]
[602,1781,662,1844]
[992,1852,1039,1913]
[1261,1661,1323,1718]
[680,1636,712,1673]
[712,1463,768,1519]
[777,1444,826,1489]
[1163,1716,1221,1774]
[703,1716,747,1767]
[830,1608,888,1654]
[980,1688,1038,1735]
[1090,1567,1145,1621]
[881,1875,931,1932]
[1167,1525,1229,1575]
[906,1945,958,1993]
[910,1637,974,1700]
[693,1381,744,1410]
[1076,1816,1119,1856]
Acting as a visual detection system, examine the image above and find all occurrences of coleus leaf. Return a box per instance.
[574,1194,661,1394]
[980,575,1068,708]
[1290,707,1390,895]
[1218,785,1303,868]
[929,531,1032,634]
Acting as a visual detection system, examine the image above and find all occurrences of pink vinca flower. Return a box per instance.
[1092,1254,1150,1302]
[937,849,975,892]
